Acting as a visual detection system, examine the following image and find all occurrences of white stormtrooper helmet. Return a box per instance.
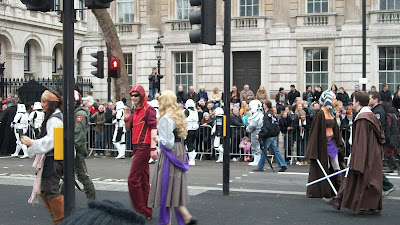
[150,99,159,109]
[215,107,224,116]
[185,99,195,108]
[115,101,125,111]
[249,100,263,115]
[33,102,42,110]
[17,104,26,113]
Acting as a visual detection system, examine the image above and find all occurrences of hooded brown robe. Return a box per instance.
[305,110,344,198]
[341,110,385,213]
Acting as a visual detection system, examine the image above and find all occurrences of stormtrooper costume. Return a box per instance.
[213,107,224,163]
[246,100,264,166]
[11,104,29,158]
[148,99,160,164]
[184,99,199,166]
[113,101,127,159]
[28,102,45,139]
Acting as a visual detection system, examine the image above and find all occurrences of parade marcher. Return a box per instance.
[305,90,344,198]
[0,99,17,156]
[323,91,385,214]
[381,102,399,173]
[73,90,96,201]
[254,102,287,172]
[184,99,199,166]
[148,90,197,225]
[113,101,127,159]
[246,100,264,166]
[369,91,396,195]
[28,102,45,139]
[124,84,158,219]
[21,89,64,224]
[11,104,29,158]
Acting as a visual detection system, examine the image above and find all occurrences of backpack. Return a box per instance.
[385,113,400,147]
[259,113,280,139]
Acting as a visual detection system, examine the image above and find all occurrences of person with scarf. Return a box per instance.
[124,84,158,219]
[148,90,197,225]
[196,86,208,103]
[305,90,345,198]
[21,89,64,224]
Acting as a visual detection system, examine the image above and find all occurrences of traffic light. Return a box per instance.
[108,58,120,78]
[85,0,114,9]
[20,0,55,12]
[189,0,216,45]
[91,51,104,79]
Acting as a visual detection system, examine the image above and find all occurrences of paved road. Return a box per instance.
[1,156,399,225]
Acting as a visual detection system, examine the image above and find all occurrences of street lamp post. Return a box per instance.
[154,38,163,77]
[57,64,63,77]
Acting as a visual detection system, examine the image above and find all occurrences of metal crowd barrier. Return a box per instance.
[87,123,133,156]
[283,127,352,165]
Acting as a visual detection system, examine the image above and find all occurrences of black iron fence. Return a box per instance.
[0,77,93,106]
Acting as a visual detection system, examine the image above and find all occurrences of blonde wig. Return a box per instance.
[157,90,187,139]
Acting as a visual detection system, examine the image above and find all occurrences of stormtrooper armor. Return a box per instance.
[212,107,224,163]
[148,99,160,163]
[185,99,199,166]
[11,104,29,158]
[113,101,127,159]
[246,100,264,166]
[28,102,45,139]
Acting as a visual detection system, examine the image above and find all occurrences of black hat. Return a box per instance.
[61,200,145,225]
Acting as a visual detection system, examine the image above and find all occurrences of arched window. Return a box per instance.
[52,48,57,73]
[24,44,30,71]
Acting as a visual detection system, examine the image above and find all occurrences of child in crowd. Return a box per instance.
[242,108,251,127]
[239,136,251,162]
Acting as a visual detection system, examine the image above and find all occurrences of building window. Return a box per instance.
[174,52,193,93]
[124,53,133,87]
[52,48,57,73]
[78,0,84,20]
[239,0,259,17]
[307,0,328,13]
[379,46,400,94]
[24,44,30,71]
[176,0,193,19]
[77,49,81,75]
[380,0,400,10]
[305,48,328,91]
[118,0,134,23]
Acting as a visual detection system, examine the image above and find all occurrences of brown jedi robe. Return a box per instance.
[305,110,344,198]
[341,111,385,213]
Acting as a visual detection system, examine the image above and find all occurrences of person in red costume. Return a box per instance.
[124,85,158,219]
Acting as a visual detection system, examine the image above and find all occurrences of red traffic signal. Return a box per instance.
[109,58,120,78]
[111,59,119,69]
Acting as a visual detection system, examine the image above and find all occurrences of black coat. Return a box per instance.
[314,90,322,102]
[279,116,290,134]
[380,90,392,103]
[148,73,164,89]
[0,106,17,155]
[177,91,186,104]
[336,92,350,106]
[393,97,400,110]
[288,90,300,105]
[230,114,244,138]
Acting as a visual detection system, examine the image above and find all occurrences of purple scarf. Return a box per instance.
[159,142,189,225]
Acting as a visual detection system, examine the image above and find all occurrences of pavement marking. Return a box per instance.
[3,167,8,169]
[235,177,241,179]
[248,172,254,174]
[242,174,248,177]
[2,175,400,199]
[279,172,309,176]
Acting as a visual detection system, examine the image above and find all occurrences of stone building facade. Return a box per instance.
[2,0,400,102]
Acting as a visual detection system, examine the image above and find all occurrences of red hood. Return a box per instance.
[129,85,147,104]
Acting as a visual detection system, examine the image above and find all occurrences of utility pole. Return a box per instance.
[223,0,231,196]
[63,0,76,218]
[362,0,366,91]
